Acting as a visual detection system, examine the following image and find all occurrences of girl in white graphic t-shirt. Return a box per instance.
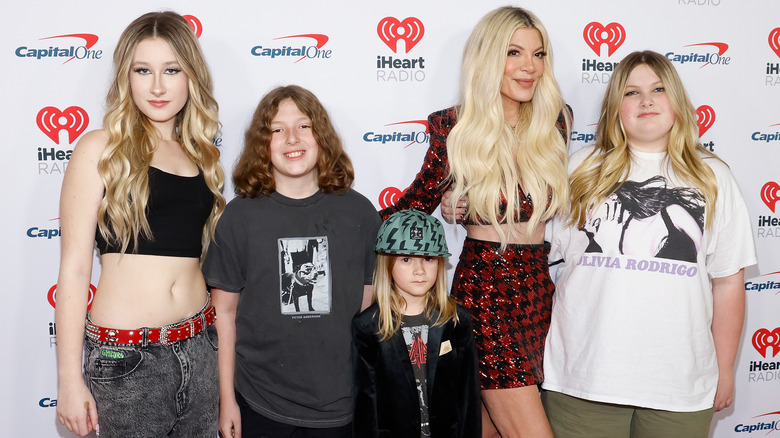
[539,50,756,438]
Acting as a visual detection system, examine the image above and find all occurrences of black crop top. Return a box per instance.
[95,166,214,257]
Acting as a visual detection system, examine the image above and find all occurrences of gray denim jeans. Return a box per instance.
[83,324,218,437]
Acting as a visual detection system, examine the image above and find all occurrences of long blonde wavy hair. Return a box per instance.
[97,11,225,255]
[373,254,458,341]
[569,50,718,230]
[447,6,571,248]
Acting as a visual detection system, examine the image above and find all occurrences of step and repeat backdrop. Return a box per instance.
[1,0,778,436]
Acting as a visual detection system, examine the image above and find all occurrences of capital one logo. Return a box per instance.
[685,42,729,68]
[377,17,424,53]
[38,34,98,64]
[182,15,202,38]
[583,22,625,57]
[47,283,96,311]
[752,327,780,358]
[36,106,89,144]
[761,182,780,213]
[388,120,429,147]
[696,105,715,137]
[769,28,780,58]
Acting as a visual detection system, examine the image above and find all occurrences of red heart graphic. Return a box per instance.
[695,105,715,138]
[769,28,780,58]
[761,181,780,213]
[752,327,780,358]
[583,22,626,57]
[377,17,425,53]
[378,187,403,209]
[182,15,203,38]
[36,106,89,144]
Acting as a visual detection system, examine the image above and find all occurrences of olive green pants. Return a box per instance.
[542,390,715,438]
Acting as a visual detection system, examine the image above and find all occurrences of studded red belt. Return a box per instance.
[85,303,216,347]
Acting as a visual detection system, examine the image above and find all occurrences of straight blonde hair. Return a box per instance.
[569,50,718,229]
[373,254,458,341]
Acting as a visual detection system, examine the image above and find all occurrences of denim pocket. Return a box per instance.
[85,345,145,382]
[205,324,218,351]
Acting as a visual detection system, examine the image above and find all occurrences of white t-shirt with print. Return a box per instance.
[542,146,757,411]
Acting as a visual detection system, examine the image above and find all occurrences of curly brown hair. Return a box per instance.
[233,85,354,198]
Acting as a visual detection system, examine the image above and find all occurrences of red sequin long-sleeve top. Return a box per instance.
[379,106,568,223]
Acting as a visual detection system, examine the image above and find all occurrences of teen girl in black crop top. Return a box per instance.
[55,12,224,437]
[94,166,214,257]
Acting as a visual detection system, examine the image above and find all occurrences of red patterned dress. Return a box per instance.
[379,106,566,389]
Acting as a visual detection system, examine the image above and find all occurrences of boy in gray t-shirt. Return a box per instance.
[203,86,380,437]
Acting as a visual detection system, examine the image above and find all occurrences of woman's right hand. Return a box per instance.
[57,380,98,436]
[440,188,468,223]
[219,397,242,438]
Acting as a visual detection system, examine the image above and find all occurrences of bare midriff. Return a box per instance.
[465,221,546,245]
[88,253,208,329]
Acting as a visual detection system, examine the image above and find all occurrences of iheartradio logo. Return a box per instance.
[182,15,202,38]
[377,17,424,53]
[695,105,715,137]
[752,327,780,358]
[378,187,405,209]
[36,106,89,144]
[761,181,780,213]
[583,22,625,57]
[769,28,780,58]
[47,283,96,311]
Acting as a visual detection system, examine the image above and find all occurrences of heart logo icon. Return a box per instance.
[36,106,89,144]
[182,15,203,38]
[377,17,424,53]
[752,327,780,358]
[695,105,715,138]
[583,22,626,57]
[769,28,780,58]
[761,181,780,213]
[378,187,404,209]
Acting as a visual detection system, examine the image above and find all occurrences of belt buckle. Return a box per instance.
[159,326,171,346]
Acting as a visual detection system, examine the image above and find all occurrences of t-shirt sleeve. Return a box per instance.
[202,201,247,293]
[705,160,757,278]
[547,216,564,265]
[363,206,382,285]
[547,146,593,266]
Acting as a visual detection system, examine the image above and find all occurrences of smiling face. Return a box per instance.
[500,27,545,121]
[391,255,439,311]
[269,98,320,196]
[129,37,189,133]
[620,64,676,153]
